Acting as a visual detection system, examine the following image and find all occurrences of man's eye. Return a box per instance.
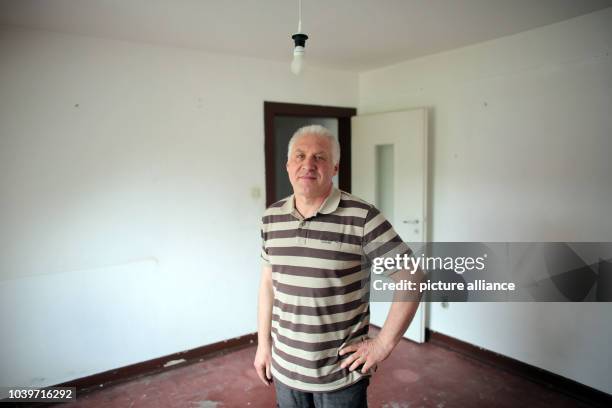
[316,156,325,161]
[296,154,305,159]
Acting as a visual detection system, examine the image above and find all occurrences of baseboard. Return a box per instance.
[425,328,612,408]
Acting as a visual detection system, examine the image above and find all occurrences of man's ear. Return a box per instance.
[334,163,339,176]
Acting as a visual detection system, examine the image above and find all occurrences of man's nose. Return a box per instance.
[302,156,317,168]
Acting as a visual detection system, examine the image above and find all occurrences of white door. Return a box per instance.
[351,109,428,343]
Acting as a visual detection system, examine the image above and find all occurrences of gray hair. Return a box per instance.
[287,125,341,165]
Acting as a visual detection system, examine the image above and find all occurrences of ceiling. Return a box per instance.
[1,0,611,71]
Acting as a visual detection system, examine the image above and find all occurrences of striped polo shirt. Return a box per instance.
[260,187,410,392]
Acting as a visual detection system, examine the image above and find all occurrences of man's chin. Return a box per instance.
[298,177,318,184]
[297,180,318,189]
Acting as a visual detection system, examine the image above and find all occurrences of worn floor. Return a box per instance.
[61,333,590,408]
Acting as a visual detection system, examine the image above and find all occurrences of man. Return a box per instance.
[255,125,422,407]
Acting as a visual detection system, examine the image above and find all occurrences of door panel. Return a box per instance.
[351,109,428,343]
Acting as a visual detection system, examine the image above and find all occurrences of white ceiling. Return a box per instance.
[1,0,611,71]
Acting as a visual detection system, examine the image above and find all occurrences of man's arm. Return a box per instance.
[340,266,425,373]
[253,265,274,385]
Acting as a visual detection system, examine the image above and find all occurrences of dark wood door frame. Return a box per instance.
[264,101,357,207]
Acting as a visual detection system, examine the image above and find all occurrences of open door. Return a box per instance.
[351,109,428,343]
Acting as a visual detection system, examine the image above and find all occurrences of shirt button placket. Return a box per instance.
[298,220,307,244]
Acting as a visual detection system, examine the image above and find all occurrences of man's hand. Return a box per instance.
[254,265,274,386]
[253,344,273,386]
[338,337,393,374]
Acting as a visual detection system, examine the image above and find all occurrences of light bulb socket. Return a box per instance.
[292,33,308,48]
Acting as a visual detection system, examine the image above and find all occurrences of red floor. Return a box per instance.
[62,334,591,408]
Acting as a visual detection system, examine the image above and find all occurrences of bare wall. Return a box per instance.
[0,26,358,388]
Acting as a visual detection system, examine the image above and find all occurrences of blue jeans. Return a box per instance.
[274,378,369,408]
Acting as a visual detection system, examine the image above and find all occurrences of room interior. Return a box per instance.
[1,1,611,407]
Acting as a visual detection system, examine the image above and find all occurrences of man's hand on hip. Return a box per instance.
[253,344,273,386]
[338,337,393,374]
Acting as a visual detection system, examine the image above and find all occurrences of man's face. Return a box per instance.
[286,134,338,199]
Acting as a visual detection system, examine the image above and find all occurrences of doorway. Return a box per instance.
[263,102,356,206]
[352,109,429,343]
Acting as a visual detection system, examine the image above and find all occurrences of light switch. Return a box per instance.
[251,187,261,199]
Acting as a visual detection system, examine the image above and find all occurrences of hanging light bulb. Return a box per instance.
[291,34,308,75]
[291,0,308,75]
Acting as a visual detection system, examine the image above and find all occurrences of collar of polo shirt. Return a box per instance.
[281,187,342,219]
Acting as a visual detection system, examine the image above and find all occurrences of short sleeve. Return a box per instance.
[362,206,412,277]
[260,218,271,267]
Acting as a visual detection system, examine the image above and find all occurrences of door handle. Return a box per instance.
[402,219,419,224]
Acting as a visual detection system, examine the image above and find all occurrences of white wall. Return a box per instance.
[0,26,358,388]
[359,8,612,394]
